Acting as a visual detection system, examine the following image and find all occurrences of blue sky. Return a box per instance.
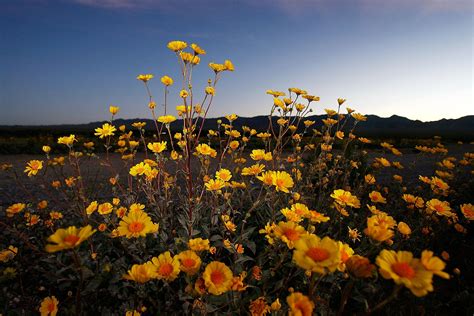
[1,0,472,125]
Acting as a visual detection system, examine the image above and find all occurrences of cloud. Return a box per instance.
[6,0,472,12]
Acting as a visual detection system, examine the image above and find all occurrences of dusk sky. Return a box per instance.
[1,0,472,125]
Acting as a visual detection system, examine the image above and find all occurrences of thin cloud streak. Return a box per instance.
[66,0,473,12]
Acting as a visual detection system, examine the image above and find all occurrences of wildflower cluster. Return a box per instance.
[0,40,472,315]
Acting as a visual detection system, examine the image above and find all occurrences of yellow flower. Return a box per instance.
[375,158,391,167]
[151,251,180,282]
[307,210,330,224]
[365,174,376,184]
[136,74,154,82]
[160,75,173,86]
[132,122,146,129]
[271,171,294,193]
[117,209,159,238]
[287,292,314,316]
[129,162,152,177]
[421,250,449,279]
[364,213,396,243]
[195,144,217,159]
[229,140,239,150]
[45,225,96,253]
[249,297,271,316]
[6,203,26,217]
[205,86,215,95]
[109,105,120,115]
[274,221,306,248]
[167,40,187,52]
[368,191,386,204]
[216,169,232,182]
[257,171,274,186]
[338,241,354,271]
[49,211,63,220]
[241,164,265,176]
[39,296,59,316]
[293,234,341,274]
[398,222,412,236]
[177,250,202,275]
[346,255,375,278]
[250,149,272,161]
[188,238,210,252]
[97,202,113,215]
[351,113,367,121]
[24,160,43,176]
[179,89,189,98]
[86,201,98,215]
[209,62,225,73]
[0,245,18,263]
[460,203,474,220]
[205,178,226,191]
[302,94,320,102]
[42,145,51,153]
[270,298,281,311]
[430,176,449,191]
[330,189,361,208]
[266,89,286,97]
[224,59,234,71]
[94,123,116,138]
[157,115,177,124]
[376,250,434,297]
[426,199,455,217]
[203,261,233,295]
[57,134,76,146]
[147,141,167,153]
[123,262,156,283]
[191,43,206,55]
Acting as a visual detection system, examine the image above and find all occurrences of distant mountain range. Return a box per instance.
[1,115,473,139]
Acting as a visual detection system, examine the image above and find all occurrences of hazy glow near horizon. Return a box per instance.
[0,0,472,125]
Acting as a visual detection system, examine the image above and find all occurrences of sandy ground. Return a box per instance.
[1,144,472,207]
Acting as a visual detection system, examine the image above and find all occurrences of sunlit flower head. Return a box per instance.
[0,245,18,263]
[287,292,314,316]
[57,134,76,146]
[94,123,116,139]
[191,43,206,55]
[45,225,96,253]
[39,296,59,316]
[273,221,306,249]
[167,40,187,52]
[331,189,361,208]
[188,238,210,252]
[151,251,180,282]
[177,250,202,276]
[202,261,233,295]
[460,203,474,220]
[420,250,449,279]
[271,171,294,193]
[147,141,167,154]
[137,74,154,82]
[376,250,433,297]
[293,234,341,274]
[6,203,26,217]
[215,169,232,182]
[24,160,43,177]
[117,209,159,238]
[123,262,156,283]
[109,105,120,115]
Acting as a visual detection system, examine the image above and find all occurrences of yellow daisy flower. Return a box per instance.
[45,225,96,253]
[202,261,233,295]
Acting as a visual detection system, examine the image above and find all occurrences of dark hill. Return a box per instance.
[0,115,473,139]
